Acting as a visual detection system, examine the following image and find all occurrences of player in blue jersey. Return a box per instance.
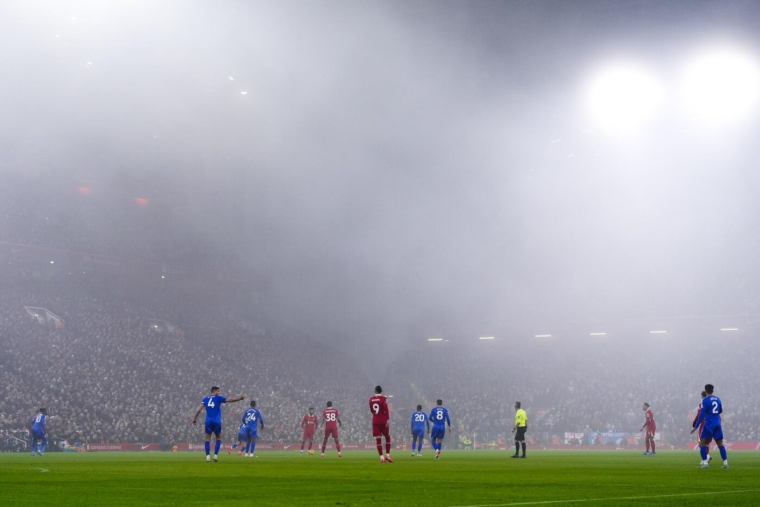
[242,400,265,458]
[410,404,430,457]
[192,386,245,462]
[29,408,47,456]
[228,422,248,456]
[429,400,451,460]
[693,384,728,469]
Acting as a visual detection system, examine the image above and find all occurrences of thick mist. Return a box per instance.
[1,0,759,352]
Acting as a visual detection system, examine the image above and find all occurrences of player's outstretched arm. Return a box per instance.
[227,394,246,403]
[192,403,204,424]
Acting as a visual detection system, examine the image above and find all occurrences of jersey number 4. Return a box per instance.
[207,400,215,408]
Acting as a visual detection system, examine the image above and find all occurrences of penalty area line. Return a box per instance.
[451,488,760,507]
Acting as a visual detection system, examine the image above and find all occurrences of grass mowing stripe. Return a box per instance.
[451,488,760,506]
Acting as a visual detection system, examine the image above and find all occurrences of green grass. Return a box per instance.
[2,450,760,506]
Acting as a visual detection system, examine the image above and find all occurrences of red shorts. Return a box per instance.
[303,431,314,441]
[645,425,656,437]
[324,427,339,440]
[372,422,390,437]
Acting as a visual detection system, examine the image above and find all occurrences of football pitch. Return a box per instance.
[3,450,760,506]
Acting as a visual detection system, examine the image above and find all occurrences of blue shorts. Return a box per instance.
[412,428,425,439]
[431,426,446,440]
[31,430,45,440]
[205,420,222,435]
[701,423,724,441]
[245,427,258,439]
[237,430,247,442]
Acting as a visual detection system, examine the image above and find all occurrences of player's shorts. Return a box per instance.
[372,422,390,437]
[237,429,247,442]
[645,425,656,437]
[205,420,222,435]
[302,431,315,441]
[411,428,425,439]
[700,423,723,441]
[515,427,527,441]
[430,425,446,440]
[31,430,45,440]
[324,427,339,440]
[245,427,258,439]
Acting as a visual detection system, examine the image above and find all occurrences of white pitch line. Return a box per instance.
[451,489,760,507]
[39,468,48,473]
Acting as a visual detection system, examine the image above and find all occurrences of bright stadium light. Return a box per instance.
[428,338,443,342]
[479,336,495,340]
[589,332,607,336]
[680,49,760,125]
[720,328,739,331]
[535,334,551,338]
[587,63,663,130]
[650,330,667,334]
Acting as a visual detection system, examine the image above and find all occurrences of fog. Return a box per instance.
[1,1,760,450]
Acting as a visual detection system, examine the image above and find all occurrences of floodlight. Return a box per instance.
[680,49,760,124]
[587,64,663,130]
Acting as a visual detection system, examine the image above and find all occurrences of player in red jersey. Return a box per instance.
[300,407,318,455]
[690,391,712,463]
[641,403,656,455]
[369,385,393,463]
[320,401,342,457]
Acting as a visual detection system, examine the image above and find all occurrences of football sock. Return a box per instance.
[308,442,313,450]
[700,445,708,461]
[214,440,221,456]
[646,440,650,453]
[375,437,383,456]
[650,442,655,453]
[322,440,328,454]
[418,439,423,452]
[385,436,392,455]
[521,442,526,456]
[719,445,727,461]
[250,441,256,454]
[301,441,305,451]
[204,441,210,456]
[515,442,520,455]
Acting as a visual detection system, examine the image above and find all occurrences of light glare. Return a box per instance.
[587,64,663,130]
[680,49,760,124]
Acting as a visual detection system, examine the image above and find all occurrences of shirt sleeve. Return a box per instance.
[695,404,705,427]
[258,411,264,426]
[445,409,451,426]
[218,395,227,404]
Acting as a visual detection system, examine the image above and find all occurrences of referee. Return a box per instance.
[511,401,527,458]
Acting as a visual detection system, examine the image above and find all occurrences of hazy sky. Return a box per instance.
[2,0,760,347]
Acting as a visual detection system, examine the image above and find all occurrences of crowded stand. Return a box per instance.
[0,277,372,447]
